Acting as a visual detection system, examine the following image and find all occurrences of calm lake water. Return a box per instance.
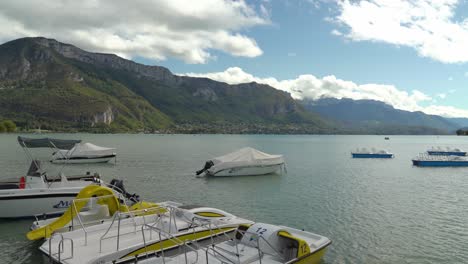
[1,134,468,263]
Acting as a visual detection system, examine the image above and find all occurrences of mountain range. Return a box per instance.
[0,37,465,134]
[301,98,465,135]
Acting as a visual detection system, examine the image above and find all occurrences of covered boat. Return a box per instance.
[427,146,466,156]
[51,142,116,164]
[196,147,285,177]
[412,154,468,167]
[351,148,394,158]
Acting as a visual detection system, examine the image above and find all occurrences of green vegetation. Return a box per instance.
[0,37,330,134]
[456,129,468,136]
[0,120,16,133]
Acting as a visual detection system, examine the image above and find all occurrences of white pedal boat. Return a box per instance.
[138,222,331,264]
[196,147,285,177]
[38,197,252,264]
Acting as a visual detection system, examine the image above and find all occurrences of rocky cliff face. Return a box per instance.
[33,37,178,84]
[91,106,114,126]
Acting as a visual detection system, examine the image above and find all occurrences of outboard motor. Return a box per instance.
[196,160,214,175]
[109,179,140,203]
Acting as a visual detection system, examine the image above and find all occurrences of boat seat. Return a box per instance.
[213,241,263,264]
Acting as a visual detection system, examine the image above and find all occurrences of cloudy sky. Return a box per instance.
[1,0,468,117]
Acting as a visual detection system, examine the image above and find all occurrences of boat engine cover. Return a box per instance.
[241,223,286,255]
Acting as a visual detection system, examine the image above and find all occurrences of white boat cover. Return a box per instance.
[209,147,284,173]
[353,148,390,154]
[53,142,116,159]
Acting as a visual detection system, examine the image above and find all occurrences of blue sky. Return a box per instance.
[153,0,468,117]
[1,0,467,117]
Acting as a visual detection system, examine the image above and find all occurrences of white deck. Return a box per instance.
[40,208,252,264]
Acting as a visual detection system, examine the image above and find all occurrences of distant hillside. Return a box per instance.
[0,37,329,133]
[446,117,468,128]
[301,98,459,134]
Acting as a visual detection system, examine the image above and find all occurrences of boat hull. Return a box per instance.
[352,153,393,158]
[294,244,330,264]
[208,164,283,177]
[412,160,468,167]
[427,151,466,156]
[0,190,80,218]
[51,154,116,164]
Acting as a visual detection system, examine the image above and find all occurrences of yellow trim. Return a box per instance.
[122,227,236,259]
[195,212,225,217]
[293,245,329,264]
[278,231,311,258]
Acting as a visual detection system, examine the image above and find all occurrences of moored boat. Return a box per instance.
[412,154,468,167]
[426,146,466,156]
[51,142,117,164]
[37,197,252,264]
[138,222,331,264]
[0,137,103,218]
[351,148,394,158]
[196,147,285,177]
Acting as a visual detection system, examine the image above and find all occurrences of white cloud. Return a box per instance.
[182,67,468,118]
[0,0,268,64]
[331,29,343,36]
[437,93,447,99]
[448,76,454,81]
[333,0,468,63]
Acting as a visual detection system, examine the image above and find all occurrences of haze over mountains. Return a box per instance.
[0,37,464,134]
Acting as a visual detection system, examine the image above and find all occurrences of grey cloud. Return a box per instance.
[0,0,268,63]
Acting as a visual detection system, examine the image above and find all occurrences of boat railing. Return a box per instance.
[198,229,287,264]
[207,228,287,264]
[48,232,74,262]
[98,206,167,253]
[205,246,237,264]
[141,223,200,264]
[416,153,465,161]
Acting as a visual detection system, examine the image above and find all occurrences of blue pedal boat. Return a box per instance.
[412,154,468,167]
[426,147,466,156]
[351,148,394,158]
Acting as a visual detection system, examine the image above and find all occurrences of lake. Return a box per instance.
[1,134,468,263]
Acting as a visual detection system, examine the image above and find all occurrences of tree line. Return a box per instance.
[0,120,16,133]
[456,129,468,136]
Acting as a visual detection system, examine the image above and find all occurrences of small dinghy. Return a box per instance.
[51,142,116,164]
[351,148,394,158]
[426,146,466,156]
[196,147,285,177]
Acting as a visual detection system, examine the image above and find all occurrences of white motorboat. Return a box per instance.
[0,137,103,218]
[0,160,101,218]
[37,194,252,264]
[51,142,117,164]
[138,222,332,264]
[196,147,285,177]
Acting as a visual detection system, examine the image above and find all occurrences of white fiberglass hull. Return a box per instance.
[51,155,115,164]
[0,189,82,218]
[208,164,283,177]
